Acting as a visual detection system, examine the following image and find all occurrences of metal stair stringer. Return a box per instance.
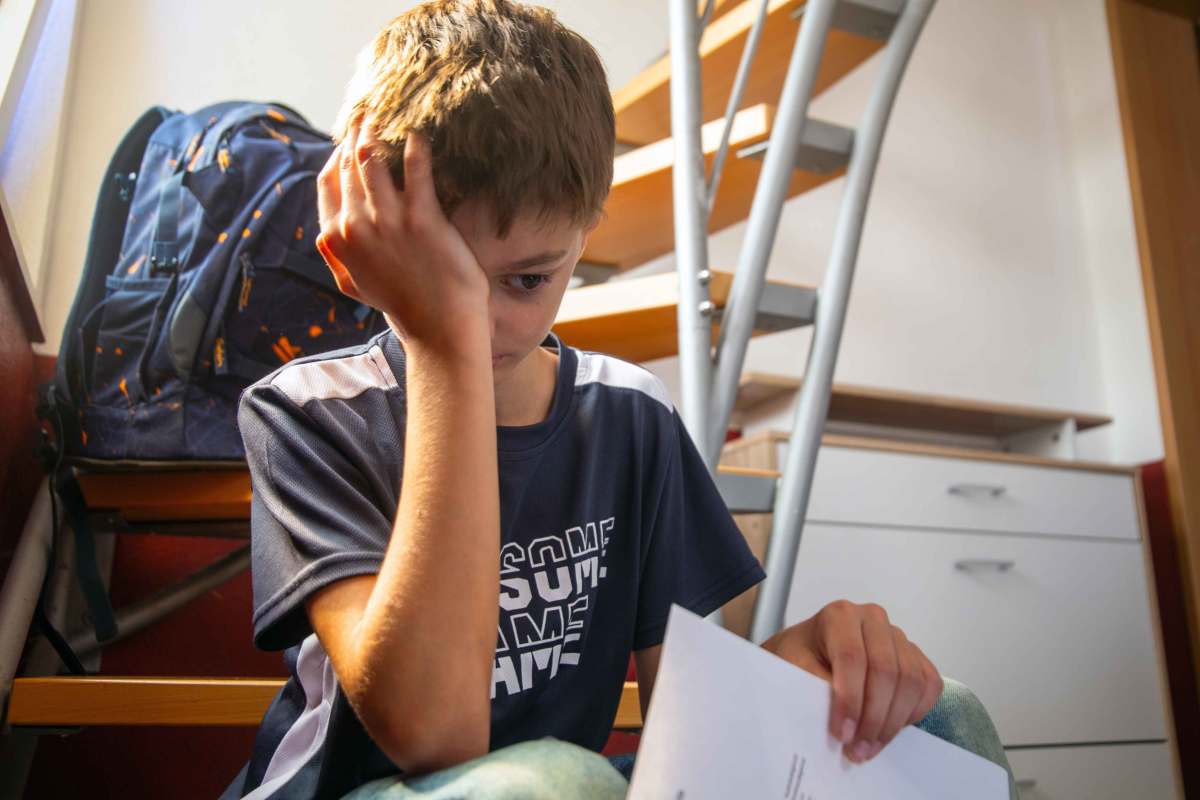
[665,0,936,638]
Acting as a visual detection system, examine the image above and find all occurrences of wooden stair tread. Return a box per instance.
[584,104,842,270]
[552,269,814,363]
[75,470,254,522]
[735,371,1113,436]
[6,676,643,729]
[6,676,286,727]
[76,461,766,524]
[612,0,883,146]
[706,0,741,24]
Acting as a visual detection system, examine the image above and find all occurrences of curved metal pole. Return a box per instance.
[0,479,53,712]
[669,0,715,464]
[62,545,251,657]
[707,0,771,210]
[750,0,936,644]
[705,0,839,464]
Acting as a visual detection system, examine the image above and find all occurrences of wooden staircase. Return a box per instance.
[612,0,882,145]
[8,458,780,731]
[553,269,814,362]
[5,0,892,739]
[584,104,846,270]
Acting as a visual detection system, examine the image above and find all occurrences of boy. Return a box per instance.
[222,2,1010,798]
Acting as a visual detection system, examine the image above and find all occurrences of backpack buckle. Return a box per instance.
[149,243,179,276]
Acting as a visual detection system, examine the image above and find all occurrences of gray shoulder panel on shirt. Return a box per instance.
[268,343,397,407]
[575,350,673,412]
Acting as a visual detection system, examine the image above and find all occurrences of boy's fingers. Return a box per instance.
[822,606,866,750]
[356,118,400,219]
[877,631,923,748]
[909,644,943,725]
[402,131,438,221]
[316,234,362,301]
[317,143,343,227]
[855,610,898,753]
[339,110,367,213]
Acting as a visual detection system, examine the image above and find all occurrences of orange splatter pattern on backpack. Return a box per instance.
[272,336,302,363]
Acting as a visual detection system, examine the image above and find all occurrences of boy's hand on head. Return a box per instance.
[315,110,489,353]
[762,600,943,765]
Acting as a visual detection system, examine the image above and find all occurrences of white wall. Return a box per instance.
[29,0,1162,464]
[1042,1,1163,464]
[0,0,79,335]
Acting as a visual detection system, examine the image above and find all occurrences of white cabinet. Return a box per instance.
[727,439,1180,799]
[783,522,1167,745]
[806,446,1140,541]
[1006,743,1176,799]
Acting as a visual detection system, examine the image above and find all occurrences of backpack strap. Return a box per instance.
[37,385,118,645]
[149,171,185,277]
[53,468,118,643]
[55,107,175,407]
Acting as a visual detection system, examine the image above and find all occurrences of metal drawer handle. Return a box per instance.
[1015,778,1037,790]
[954,559,1015,572]
[947,482,1006,498]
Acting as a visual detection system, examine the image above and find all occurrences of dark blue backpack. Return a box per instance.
[48,100,385,463]
[34,102,386,653]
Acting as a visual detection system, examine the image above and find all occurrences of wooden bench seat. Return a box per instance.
[6,677,645,730]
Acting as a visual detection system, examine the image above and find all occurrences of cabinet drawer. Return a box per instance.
[1006,743,1177,799]
[806,446,1139,540]
[783,523,1168,746]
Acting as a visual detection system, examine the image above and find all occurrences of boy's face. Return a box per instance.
[447,198,593,381]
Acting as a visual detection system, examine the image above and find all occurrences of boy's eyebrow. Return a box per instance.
[504,250,568,271]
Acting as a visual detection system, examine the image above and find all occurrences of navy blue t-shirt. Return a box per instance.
[221,328,765,800]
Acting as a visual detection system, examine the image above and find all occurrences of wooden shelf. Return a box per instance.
[726,372,1125,474]
[584,104,843,270]
[612,0,883,145]
[552,269,814,363]
[5,677,644,730]
[724,429,1136,476]
[735,371,1113,436]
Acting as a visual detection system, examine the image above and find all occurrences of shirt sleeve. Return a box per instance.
[633,408,766,650]
[239,381,393,651]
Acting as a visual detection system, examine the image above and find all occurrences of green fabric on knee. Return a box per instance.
[916,678,1018,800]
[340,738,628,800]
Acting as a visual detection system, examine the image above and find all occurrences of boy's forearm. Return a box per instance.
[352,329,500,767]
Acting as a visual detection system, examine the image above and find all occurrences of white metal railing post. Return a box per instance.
[749,0,936,644]
[705,0,840,464]
[668,0,715,462]
[0,478,54,713]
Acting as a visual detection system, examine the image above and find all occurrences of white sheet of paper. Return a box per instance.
[627,605,1009,800]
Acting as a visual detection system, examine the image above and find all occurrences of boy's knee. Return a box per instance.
[469,739,628,800]
[504,739,628,798]
[918,678,1016,795]
[933,678,987,718]
[342,739,627,800]
[919,677,996,744]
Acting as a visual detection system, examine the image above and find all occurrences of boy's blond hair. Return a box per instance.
[333,0,615,236]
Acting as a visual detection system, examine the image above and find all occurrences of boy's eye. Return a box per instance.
[504,274,550,294]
